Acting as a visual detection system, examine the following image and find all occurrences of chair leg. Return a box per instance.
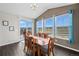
[23,47,26,52]
[53,52,54,56]
[24,46,28,52]
[52,50,55,56]
[33,52,35,56]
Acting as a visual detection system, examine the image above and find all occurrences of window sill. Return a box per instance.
[55,36,69,40]
[48,35,69,40]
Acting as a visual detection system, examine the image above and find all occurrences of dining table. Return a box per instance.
[29,35,50,55]
[29,35,50,45]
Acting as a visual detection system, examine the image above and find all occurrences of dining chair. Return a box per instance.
[28,31,32,36]
[26,37,33,54]
[37,44,43,56]
[48,37,55,56]
[44,33,48,39]
[23,30,27,52]
[28,37,38,56]
[38,32,42,37]
[32,38,38,56]
[23,30,31,54]
[34,33,37,36]
[40,37,55,56]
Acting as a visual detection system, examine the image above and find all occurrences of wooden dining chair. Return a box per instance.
[27,37,34,53]
[40,37,55,56]
[32,38,38,56]
[28,31,32,36]
[48,37,55,56]
[23,30,31,54]
[28,37,38,56]
[34,33,38,36]
[37,44,43,56]
[44,33,48,39]
[23,30,27,52]
[38,32,42,37]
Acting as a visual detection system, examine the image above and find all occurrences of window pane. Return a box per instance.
[55,13,72,40]
[20,20,27,28]
[36,20,43,33]
[44,18,54,36]
[20,19,32,34]
[26,20,32,32]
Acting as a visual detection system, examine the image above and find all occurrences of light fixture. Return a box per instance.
[30,3,38,10]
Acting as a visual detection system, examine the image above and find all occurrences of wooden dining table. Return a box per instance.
[29,35,50,45]
[29,35,50,55]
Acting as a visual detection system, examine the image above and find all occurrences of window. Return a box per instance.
[44,18,54,36]
[26,20,32,32]
[55,13,73,40]
[36,20,43,33]
[20,20,27,28]
[36,11,73,41]
[20,19,32,34]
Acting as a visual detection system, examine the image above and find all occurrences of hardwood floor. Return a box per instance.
[0,41,25,56]
[54,45,79,56]
[0,41,79,56]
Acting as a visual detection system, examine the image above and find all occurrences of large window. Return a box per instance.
[26,20,32,32]
[55,13,72,40]
[36,20,43,33]
[20,19,32,34]
[44,18,54,36]
[36,12,73,41]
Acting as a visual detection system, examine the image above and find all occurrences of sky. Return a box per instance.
[20,13,72,28]
[20,19,32,28]
[55,13,72,27]
[37,13,72,27]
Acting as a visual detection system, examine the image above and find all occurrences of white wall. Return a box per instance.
[0,11,20,46]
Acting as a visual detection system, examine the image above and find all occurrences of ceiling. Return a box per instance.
[0,3,74,19]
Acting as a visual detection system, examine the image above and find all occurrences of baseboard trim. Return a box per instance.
[55,43,79,52]
[0,40,21,47]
